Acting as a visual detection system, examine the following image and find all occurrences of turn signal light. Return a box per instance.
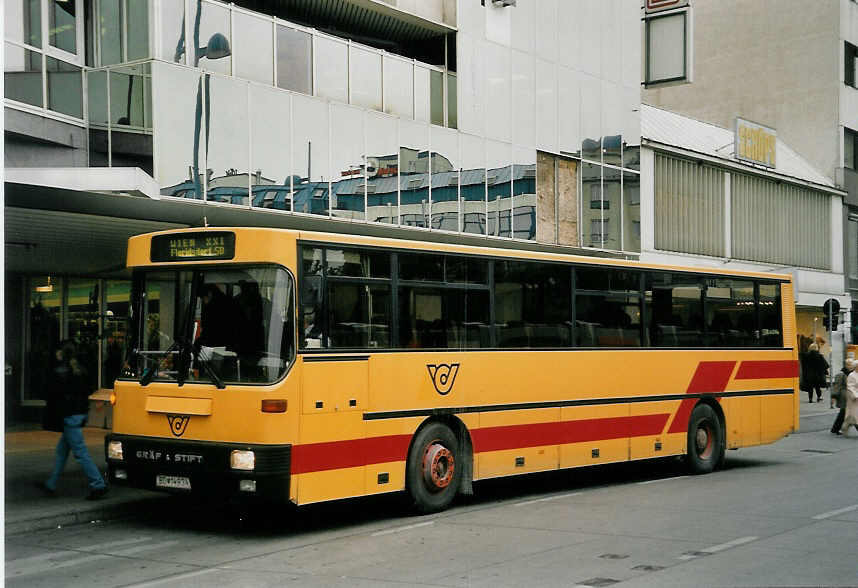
[109,393,116,405]
[261,399,287,413]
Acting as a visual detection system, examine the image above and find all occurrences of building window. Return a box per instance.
[846,41,858,88]
[845,127,858,170]
[645,11,687,85]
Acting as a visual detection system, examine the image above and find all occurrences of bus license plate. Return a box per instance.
[156,475,191,490]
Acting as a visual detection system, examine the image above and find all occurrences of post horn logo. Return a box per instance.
[166,414,190,437]
[427,363,460,396]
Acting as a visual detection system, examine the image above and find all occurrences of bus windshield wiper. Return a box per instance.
[192,344,225,389]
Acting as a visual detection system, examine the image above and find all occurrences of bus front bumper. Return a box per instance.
[105,434,291,500]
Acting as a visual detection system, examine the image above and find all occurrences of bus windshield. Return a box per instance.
[131,265,295,385]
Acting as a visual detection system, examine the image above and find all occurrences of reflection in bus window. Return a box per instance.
[399,288,489,349]
[644,273,704,347]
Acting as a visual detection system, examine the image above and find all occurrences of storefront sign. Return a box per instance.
[645,0,689,14]
[150,232,236,262]
[735,118,777,168]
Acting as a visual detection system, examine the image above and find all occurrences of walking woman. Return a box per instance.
[805,343,829,403]
[841,358,858,436]
[37,341,108,500]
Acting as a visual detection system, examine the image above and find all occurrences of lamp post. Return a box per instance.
[190,0,231,200]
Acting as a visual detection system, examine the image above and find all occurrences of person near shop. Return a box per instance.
[37,340,108,500]
[830,363,851,434]
[840,358,858,436]
[804,343,829,403]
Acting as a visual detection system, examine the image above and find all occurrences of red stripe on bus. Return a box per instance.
[734,360,798,380]
[666,361,735,434]
[291,414,670,475]
[471,414,670,453]
[291,434,412,475]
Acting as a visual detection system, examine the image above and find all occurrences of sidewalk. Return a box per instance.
[3,397,843,536]
[4,426,170,536]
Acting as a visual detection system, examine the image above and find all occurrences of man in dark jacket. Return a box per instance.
[38,341,108,500]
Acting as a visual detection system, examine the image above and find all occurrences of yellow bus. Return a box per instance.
[106,227,799,513]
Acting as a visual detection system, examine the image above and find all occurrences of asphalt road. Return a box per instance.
[6,414,858,588]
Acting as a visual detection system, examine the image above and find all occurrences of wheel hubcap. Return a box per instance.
[422,442,454,491]
[696,422,713,459]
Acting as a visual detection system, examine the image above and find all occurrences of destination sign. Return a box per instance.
[150,232,236,262]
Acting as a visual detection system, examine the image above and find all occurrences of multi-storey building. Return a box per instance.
[642,0,857,361]
[4,0,642,420]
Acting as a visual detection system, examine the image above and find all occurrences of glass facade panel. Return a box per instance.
[431,126,459,232]
[49,0,77,54]
[330,104,365,220]
[580,162,602,247]
[350,45,382,111]
[67,278,99,393]
[110,63,153,174]
[4,43,42,107]
[447,72,457,129]
[601,81,622,166]
[513,147,536,240]
[414,65,431,123]
[5,0,42,48]
[102,280,131,389]
[460,134,486,235]
[315,34,348,103]
[98,0,122,65]
[152,62,204,199]
[233,10,273,85]
[602,165,621,250]
[206,74,249,205]
[430,69,444,126]
[292,94,330,215]
[400,120,430,227]
[365,111,399,224]
[27,277,62,402]
[46,57,82,118]
[276,25,311,95]
[623,171,641,252]
[383,55,413,118]
[160,0,185,63]
[487,141,512,238]
[87,69,109,166]
[126,0,150,60]
[189,0,231,75]
[250,84,292,211]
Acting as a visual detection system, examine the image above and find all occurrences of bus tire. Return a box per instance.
[686,404,724,474]
[407,422,462,514]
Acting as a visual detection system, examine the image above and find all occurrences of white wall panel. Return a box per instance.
[485,41,512,142]
[558,66,580,155]
[621,0,642,89]
[601,0,621,83]
[457,32,485,136]
[485,2,512,46]
[510,0,535,54]
[535,58,557,153]
[535,0,557,62]
[557,1,580,70]
[579,0,602,77]
[512,49,536,147]
[457,0,485,38]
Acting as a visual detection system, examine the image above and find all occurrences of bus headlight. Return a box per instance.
[108,441,124,460]
[230,450,255,471]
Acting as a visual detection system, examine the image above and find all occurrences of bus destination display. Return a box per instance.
[150,232,236,262]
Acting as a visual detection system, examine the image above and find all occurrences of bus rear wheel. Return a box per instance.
[407,422,461,514]
[686,404,724,474]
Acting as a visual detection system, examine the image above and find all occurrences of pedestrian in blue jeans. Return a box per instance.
[38,341,108,500]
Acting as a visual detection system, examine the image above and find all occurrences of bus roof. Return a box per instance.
[128,226,794,282]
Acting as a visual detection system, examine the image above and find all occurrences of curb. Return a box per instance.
[5,495,173,536]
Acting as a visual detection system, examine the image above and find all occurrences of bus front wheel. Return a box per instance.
[407,422,462,514]
[686,404,724,474]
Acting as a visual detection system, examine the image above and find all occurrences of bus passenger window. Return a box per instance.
[495,261,571,348]
[758,283,782,346]
[705,279,755,347]
[327,282,390,349]
[644,273,704,347]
